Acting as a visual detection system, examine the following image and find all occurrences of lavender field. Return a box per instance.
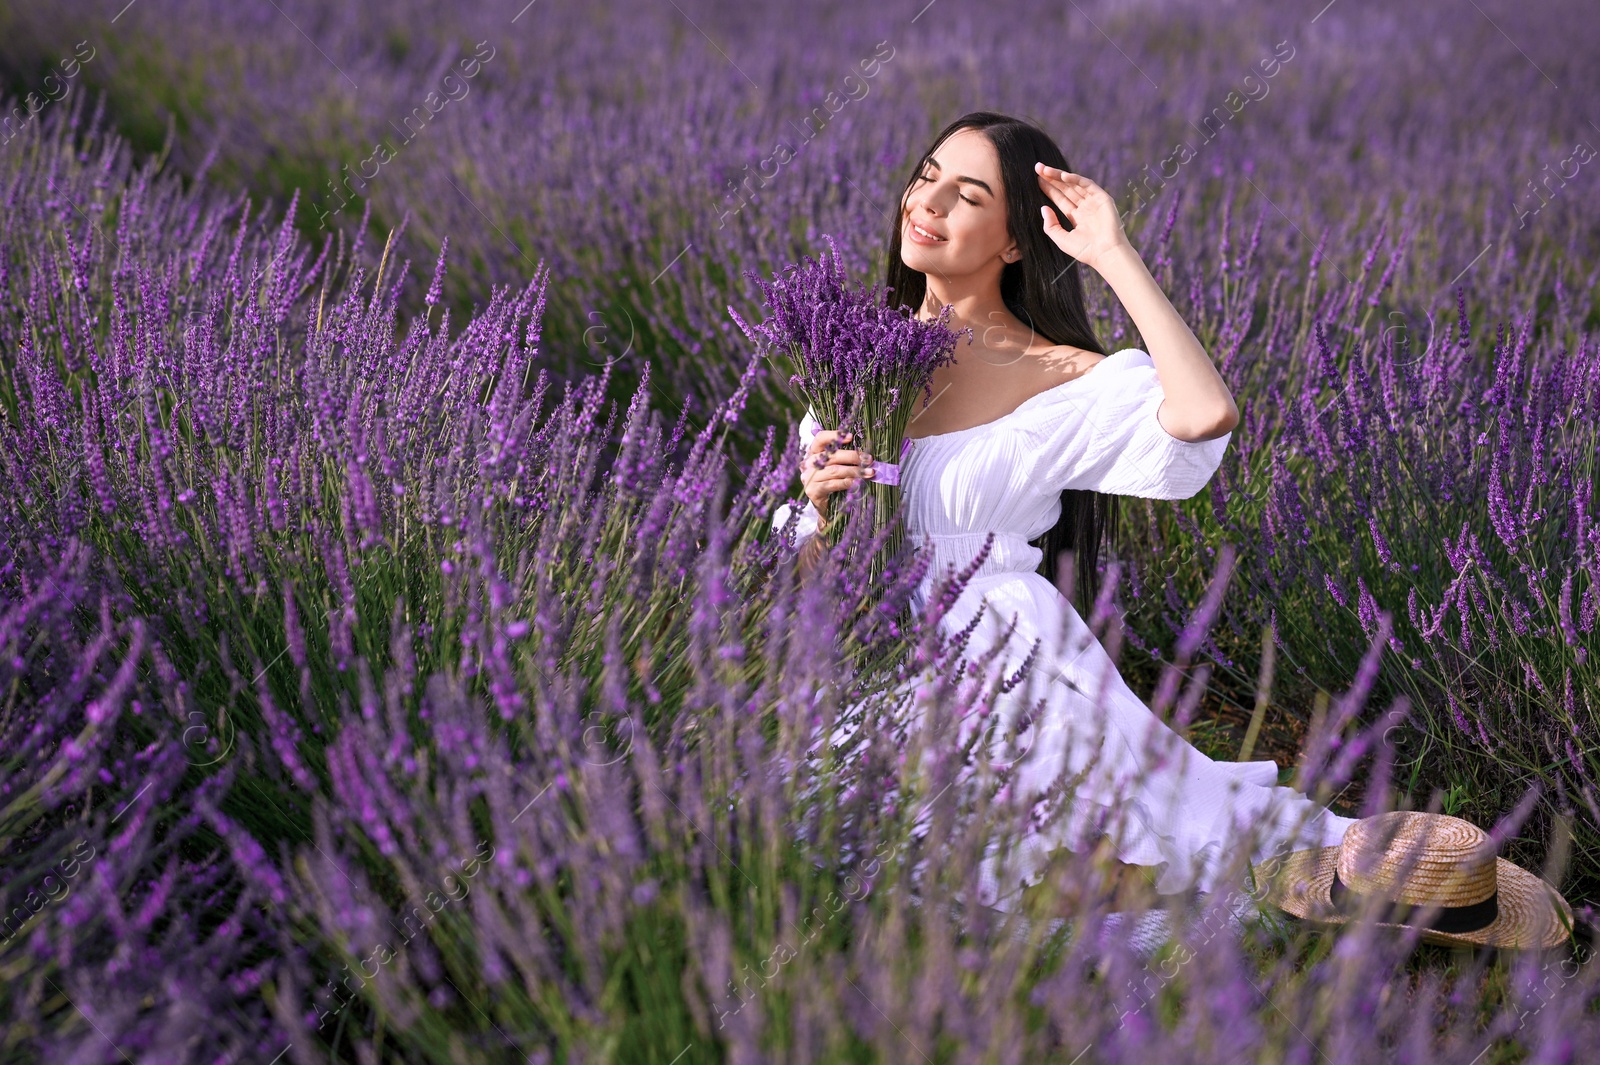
[0,0,1597,1061]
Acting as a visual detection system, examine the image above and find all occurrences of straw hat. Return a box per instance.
[1258,811,1575,950]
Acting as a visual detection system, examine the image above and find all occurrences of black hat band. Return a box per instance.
[1329,869,1499,934]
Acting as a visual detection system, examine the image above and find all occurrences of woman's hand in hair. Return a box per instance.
[1033,163,1131,273]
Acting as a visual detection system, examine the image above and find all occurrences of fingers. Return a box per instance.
[806,427,853,451]
[803,463,873,512]
[803,428,853,466]
[800,450,876,492]
[803,429,875,468]
[1035,162,1095,191]
[1036,164,1110,214]
[1040,183,1085,222]
[800,427,879,506]
[1036,183,1082,220]
[1039,173,1085,209]
[1041,202,1077,240]
[811,447,870,467]
[809,465,872,492]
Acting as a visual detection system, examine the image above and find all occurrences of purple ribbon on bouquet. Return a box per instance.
[811,427,912,486]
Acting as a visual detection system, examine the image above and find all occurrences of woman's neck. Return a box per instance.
[916,276,1014,337]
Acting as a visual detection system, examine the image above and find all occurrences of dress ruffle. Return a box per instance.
[773,347,1355,910]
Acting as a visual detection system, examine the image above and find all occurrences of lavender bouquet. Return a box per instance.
[730,236,967,585]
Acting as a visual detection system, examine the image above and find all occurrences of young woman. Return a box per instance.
[772,111,1358,910]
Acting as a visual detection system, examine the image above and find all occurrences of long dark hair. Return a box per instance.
[883,110,1123,611]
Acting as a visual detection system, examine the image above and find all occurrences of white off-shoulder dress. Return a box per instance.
[772,347,1356,909]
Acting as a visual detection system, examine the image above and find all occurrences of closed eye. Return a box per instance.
[916,174,979,205]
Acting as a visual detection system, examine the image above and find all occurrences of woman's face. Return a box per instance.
[898,127,1018,279]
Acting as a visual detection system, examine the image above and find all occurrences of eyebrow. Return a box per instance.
[925,157,992,196]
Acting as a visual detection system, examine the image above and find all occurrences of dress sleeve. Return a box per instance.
[1021,349,1232,500]
[771,406,823,549]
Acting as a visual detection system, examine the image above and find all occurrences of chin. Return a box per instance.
[898,239,939,271]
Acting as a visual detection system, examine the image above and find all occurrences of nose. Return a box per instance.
[906,189,941,220]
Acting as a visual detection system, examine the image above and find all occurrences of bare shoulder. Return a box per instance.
[1035,343,1110,386]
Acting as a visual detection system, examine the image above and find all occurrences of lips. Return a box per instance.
[907,220,947,244]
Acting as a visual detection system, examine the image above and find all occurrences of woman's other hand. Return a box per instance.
[1034,163,1131,273]
[801,428,877,519]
